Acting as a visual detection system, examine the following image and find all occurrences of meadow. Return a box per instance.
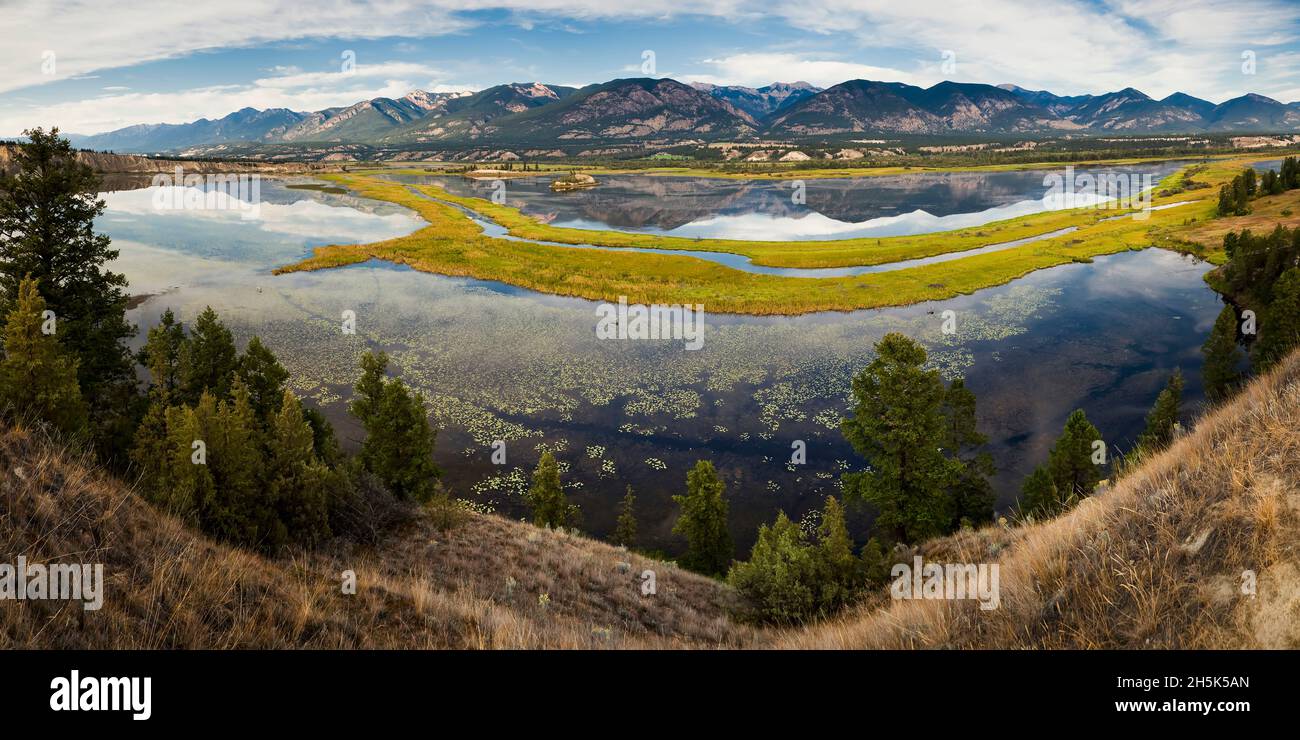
[276,156,1288,315]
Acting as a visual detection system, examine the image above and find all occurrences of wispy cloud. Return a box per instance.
[0,61,474,136]
[3,0,1299,136]
[681,53,934,89]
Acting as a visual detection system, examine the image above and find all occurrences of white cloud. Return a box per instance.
[0,1,740,96]
[3,0,1299,135]
[766,0,1300,101]
[682,53,934,89]
[0,61,475,136]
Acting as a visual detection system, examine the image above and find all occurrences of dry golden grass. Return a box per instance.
[6,349,1300,649]
[0,426,751,649]
[777,350,1300,649]
[1177,187,1300,251]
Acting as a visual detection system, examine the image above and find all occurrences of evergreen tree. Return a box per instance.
[302,405,343,466]
[130,400,172,503]
[180,306,237,403]
[1254,268,1300,371]
[350,350,440,502]
[612,485,638,548]
[672,460,733,576]
[139,309,187,401]
[162,395,218,521]
[204,380,269,546]
[814,496,861,613]
[1217,185,1235,217]
[841,333,959,543]
[0,276,87,435]
[1202,304,1243,402]
[0,128,135,441]
[350,349,388,426]
[942,377,996,528]
[1137,369,1184,451]
[266,390,331,546]
[726,511,816,624]
[1046,409,1104,501]
[526,451,578,529]
[236,336,289,421]
[1018,465,1060,518]
[860,537,892,586]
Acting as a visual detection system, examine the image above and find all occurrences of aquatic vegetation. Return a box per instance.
[276,163,1243,316]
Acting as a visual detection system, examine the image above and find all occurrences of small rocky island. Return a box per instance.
[550,172,599,191]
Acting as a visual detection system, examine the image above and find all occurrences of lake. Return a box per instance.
[383,159,1196,241]
[99,173,1228,552]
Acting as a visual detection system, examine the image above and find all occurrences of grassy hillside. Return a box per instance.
[0,424,750,649]
[5,349,1299,649]
[778,349,1300,649]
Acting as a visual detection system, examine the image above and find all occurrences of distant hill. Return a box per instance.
[762,79,1069,135]
[691,81,821,119]
[1207,93,1300,131]
[66,76,1300,154]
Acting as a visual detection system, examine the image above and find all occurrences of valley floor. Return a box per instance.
[276,156,1274,315]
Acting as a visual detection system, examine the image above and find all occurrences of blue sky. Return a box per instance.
[4,0,1300,136]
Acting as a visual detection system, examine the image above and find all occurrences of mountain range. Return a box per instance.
[68,77,1300,154]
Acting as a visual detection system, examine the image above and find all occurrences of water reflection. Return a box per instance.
[387,160,1195,241]
[100,181,1224,552]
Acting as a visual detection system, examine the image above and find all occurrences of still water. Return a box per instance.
[385,159,1195,241]
[99,176,1226,551]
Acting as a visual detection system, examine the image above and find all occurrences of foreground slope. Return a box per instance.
[0,426,748,649]
[779,350,1300,649]
[4,348,1299,650]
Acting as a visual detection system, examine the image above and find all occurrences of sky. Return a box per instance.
[3,0,1300,137]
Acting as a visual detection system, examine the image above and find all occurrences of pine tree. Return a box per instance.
[526,451,577,529]
[814,496,861,613]
[350,349,387,426]
[236,336,289,421]
[350,350,441,501]
[672,460,733,576]
[1137,369,1184,451]
[180,306,237,403]
[130,400,172,502]
[942,377,996,529]
[841,332,959,543]
[162,395,218,520]
[0,128,135,441]
[205,380,269,546]
[860,537,892,586]
[1254,268,1300,371]
[1217,185,1235,217]
[267,390,331,546]
[1046,409,1104,502]
[1019,465,1060,518]
[0,276,87,435]
[302,405,343,466]
[612,485,638,548]
[726,511,816,624]
[1202,304,1243,402]
[140,308,187,401]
